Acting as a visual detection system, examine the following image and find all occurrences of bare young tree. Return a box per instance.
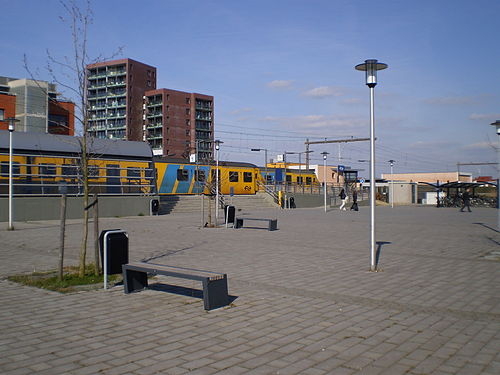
[25,0,122,277]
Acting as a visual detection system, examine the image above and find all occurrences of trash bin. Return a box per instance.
[224,205,236,225]
[150,199,159,215]
[99,229,129,275]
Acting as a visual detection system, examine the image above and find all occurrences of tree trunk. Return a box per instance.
[93,194,99,276]
[58,194,67,281]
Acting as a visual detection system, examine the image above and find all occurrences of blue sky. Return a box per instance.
[2,0,499,178]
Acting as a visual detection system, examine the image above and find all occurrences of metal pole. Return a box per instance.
[324,156,327,212]
[390,163,394,208]
[8,129,13,230]
[264,149,268,185]
[216,148,219,226]
[369,86,376,271]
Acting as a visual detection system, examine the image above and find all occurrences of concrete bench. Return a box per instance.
[122,262,229,310]
[234,217,278,231]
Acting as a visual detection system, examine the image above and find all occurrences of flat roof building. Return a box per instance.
[144,89,214,160]
[86,58,157,141]
[0,76,74,135]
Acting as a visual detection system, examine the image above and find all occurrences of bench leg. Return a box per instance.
[235,218,243,229]
[202,276,229,310]
[123,267,148,294]
[269,219,278,231]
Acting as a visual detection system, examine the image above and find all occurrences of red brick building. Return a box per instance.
[144,89,214,159]
[0,93,16,131]
[86,58,156,141]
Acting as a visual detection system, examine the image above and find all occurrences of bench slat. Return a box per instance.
[124,262,225,281]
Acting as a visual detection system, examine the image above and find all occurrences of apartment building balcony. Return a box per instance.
[195,114,212,121]
[147,100,162,106]
[107,80,126,87]
[108,89,126,96]
[146,123,162,129]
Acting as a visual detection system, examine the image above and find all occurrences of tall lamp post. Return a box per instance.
[251,148,268,184]
[321,152,329,212]
[490,120,500,230]
[355,59,388,271]
[388,159,395,208]
[214,140,223,226]
[7,117,19,231]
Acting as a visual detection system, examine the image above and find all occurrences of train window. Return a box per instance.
[286,175,291,183]
[243,172,252,182]
[127,167,141,179]
[297,176,303,184]
[177,169,189,181]
[62,165,78,177]
[0,161,20,176]
[266,175,273,183]
[88,165,99,178]
[40,164,56,176]
[195,170,206,182]
[229,171,239,182]
[306,177,312,185]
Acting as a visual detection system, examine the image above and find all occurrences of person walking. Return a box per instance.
[460,190,472,212]
[350,189,358,211]
[339,188,348,211]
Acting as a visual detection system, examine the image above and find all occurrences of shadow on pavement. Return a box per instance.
[149,283,238,304]
[376,241,392,266]
[473,222,499,233]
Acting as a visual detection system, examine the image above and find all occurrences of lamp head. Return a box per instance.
[355,59,388,87]
[321,151,329,160]
[7,117,19,132]
[491,120,500,135]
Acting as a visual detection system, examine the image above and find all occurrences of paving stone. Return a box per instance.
[0,207,499,375]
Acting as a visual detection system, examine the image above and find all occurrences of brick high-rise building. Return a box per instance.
[144,89,214,160]
[86,58,156,140]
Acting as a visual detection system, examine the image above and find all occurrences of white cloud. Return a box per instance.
[302,86,344,98]
[267,80,294,89]
[461,141,496,151]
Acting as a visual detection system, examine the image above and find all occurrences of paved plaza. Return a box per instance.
[0,205,499,375]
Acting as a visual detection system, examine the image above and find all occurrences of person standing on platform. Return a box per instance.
[339,188,347,211]
[350,189,358,211]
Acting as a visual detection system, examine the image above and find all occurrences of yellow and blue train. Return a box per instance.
[0,132,319,196]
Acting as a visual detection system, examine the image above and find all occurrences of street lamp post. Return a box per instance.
[321,152,329,212]
[7,117,19,230]
[355,59,388,272]
[251,148,268,184]
[388,159,395,208]
[490,121,500,230]
[215,140,223,226]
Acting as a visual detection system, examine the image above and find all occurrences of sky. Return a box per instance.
[2,0,499,178]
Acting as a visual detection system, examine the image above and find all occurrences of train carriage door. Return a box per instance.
[106,164,121,194]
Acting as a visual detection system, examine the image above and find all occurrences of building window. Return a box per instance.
[186,130,190,136]
[177,169,189,181]
[0,108,4,121]
[186,108,190,116]
[186,119,190,126]
[229,171,239,182]
[243,172,253,182]
[186,97,190,104]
